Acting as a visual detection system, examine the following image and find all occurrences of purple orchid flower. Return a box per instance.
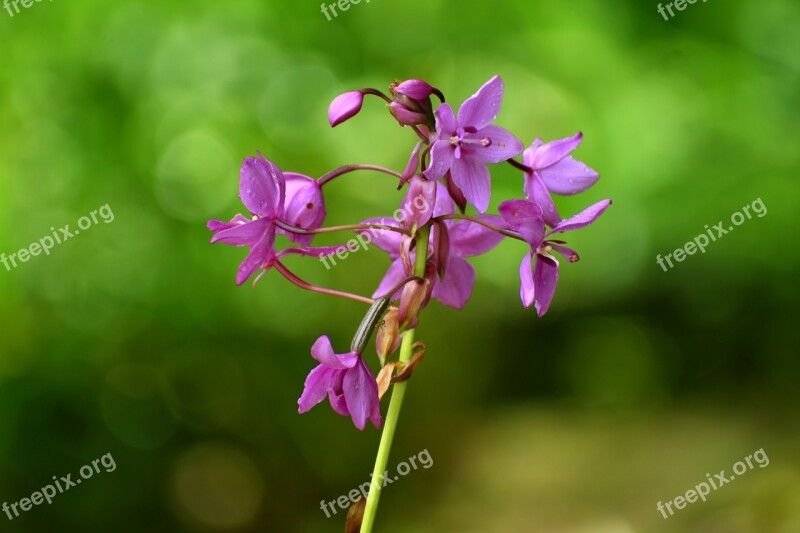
[208,154,285,285]
[297,335,382,430]
[523,132,600,227]
[423,76,524,213]
[362,184,504,309]
[500,198,611,316]
[208,154,327,285]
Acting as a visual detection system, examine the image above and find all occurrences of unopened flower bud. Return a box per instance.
[388,102,429,127]
[398,278,430,329]
[328,91,364,127]
[376,307,402,363]
[394,79,435,101]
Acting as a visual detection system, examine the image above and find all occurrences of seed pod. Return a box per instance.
[350,295,391,355]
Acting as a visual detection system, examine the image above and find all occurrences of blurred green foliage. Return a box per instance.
[0,0,798,531]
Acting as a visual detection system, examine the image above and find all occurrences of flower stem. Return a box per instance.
[318,164,401,186]
[360,225,430,533]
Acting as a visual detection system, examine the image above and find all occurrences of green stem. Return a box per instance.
[360,225,430,533]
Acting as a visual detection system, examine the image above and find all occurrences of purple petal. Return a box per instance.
[297,365,339,414]
[358,217,403,256]
[431,257,475,310]
[471,126,524,163]
[239,155,285,218]
[499,199,545,247]
[395,79,435,100]
[533,254,559,317]
[423,140,454,181]
[531,132,583,169]
[372,259,407,300]
[281,174,326,247]
[523,170,561,228]
[457,75,504,130]
[433,103,457,137]
[207,214,250,232]
[433,182,456,217]
[235,227,276,286]
[548,199,611,235]
[400,141,423,186]
[343,358,382,430]
[538,156,600,195]
[210,217,268,245]
[519,252,535,308]
[328,91,364,127]
[448,216,505,257]
[310,335,358,369]
[451,156,492,213]
[327,372,349,416]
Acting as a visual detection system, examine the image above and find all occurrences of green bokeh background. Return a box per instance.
[1,1,798,531]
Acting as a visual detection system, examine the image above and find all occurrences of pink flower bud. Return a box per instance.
[328,91,364,127]
[394,79,435,101]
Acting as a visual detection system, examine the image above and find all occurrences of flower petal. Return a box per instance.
[533,254,559,317]
[327,372,349,416]
[297,365,339,414]
[432,257,475,309]
[235,227,276,286]
[343,358,382,430]
[400,141,424,186]
[207,214,250,233]
[531,132,583,169]
[210,217,269,246]
[524,171,561,228]
[433,103,457,137]
[310,335,358,369]
[457,75,504,130]
[538,156,600,195]
[471,126,524,163]
[358,217,403,255]
[239,155,285,217]
[423,140,454,181]
[451,156,492,213]
[548,199,611,235]
[519,252,535,308]
[499,199,545,247]
[282,174,326,246]
[448,216,505,257]
[372,259,407,300]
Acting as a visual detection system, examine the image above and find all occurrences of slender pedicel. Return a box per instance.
[318,164,402,186]
[433,213,525,241]
[275,220,411,237]
[362,88,393,103]
[506,157,533,173]
[274,261,374,305]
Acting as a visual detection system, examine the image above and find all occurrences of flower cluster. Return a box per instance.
[208,75,611,430]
